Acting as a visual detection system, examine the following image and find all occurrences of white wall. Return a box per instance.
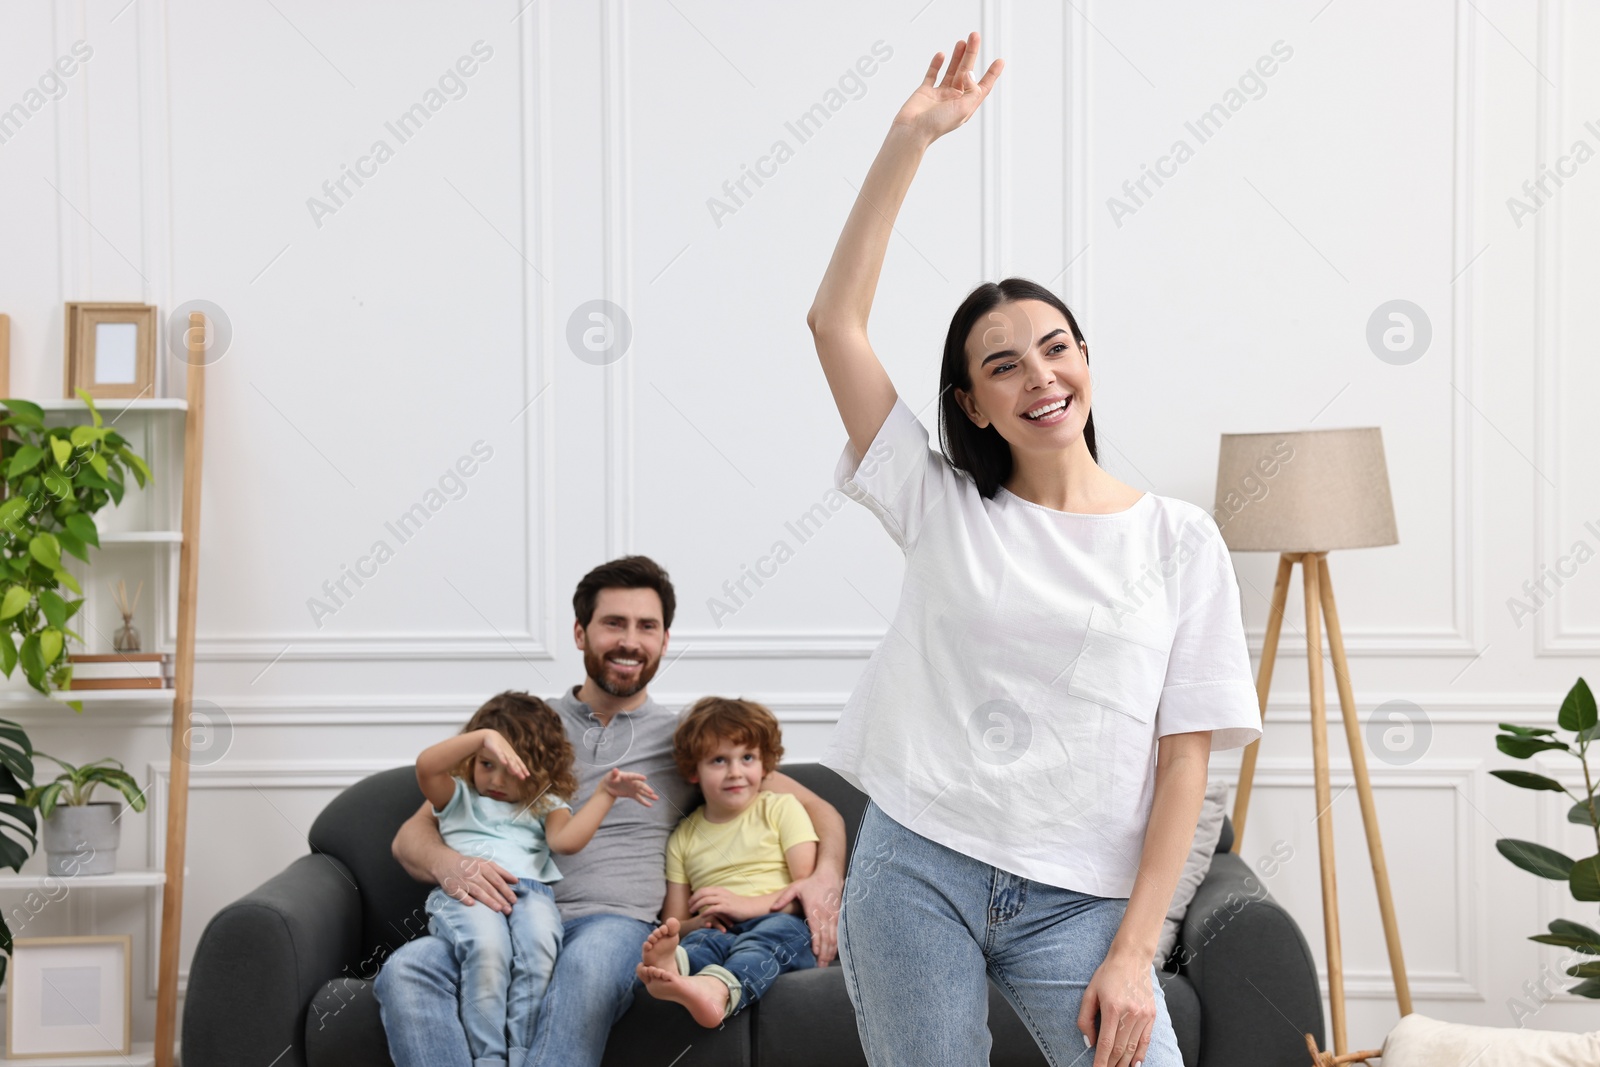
[1,0,1597,1049]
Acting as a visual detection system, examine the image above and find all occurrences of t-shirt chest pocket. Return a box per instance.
[1066,603,1173,724]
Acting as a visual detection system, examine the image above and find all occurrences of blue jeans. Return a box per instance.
[680,912,817,1015]
[839,801,1184,1067]
[375,910,653,1067]
[423,878,562,1067]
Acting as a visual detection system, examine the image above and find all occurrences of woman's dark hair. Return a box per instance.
[938,278,1098,499]
[572,555,676,630]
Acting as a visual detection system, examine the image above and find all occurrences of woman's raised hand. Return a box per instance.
[891,31,1004,143]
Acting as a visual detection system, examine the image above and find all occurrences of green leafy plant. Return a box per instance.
[1493,676,1600,998]
[0,716,36,983]
[22,754,147,819]
[0,390,152,708]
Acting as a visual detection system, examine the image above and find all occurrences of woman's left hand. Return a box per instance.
[1078,948,1157,1067]
[769,868,844,967]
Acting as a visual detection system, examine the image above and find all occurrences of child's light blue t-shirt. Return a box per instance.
[434,777,571,883]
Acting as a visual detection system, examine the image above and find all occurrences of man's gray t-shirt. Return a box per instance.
[549,685,700,923]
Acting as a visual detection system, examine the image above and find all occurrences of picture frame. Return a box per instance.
[5,935,132,1057]
[63,302,157,401]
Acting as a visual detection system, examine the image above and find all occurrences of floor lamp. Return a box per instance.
[1214,428,1413,1057]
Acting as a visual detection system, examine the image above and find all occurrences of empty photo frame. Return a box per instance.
[5,935,132,1057]
[64,302,157,400]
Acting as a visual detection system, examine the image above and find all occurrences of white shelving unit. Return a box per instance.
[0,690,173,709]
[0,871,164,890]
[3,336,209,1067]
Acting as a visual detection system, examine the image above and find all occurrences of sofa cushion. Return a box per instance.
[1380,1013,1600,1067]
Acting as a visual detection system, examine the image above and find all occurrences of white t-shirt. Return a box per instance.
[823,395,1263,897]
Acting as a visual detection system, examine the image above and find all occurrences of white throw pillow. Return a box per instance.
[1380,1012,1600,1067]
[1156,778,1230,966]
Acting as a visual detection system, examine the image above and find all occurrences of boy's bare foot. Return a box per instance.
[637,964,730,1028]
[641,916,681,971]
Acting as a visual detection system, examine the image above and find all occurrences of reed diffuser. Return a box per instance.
[110,578,143,653]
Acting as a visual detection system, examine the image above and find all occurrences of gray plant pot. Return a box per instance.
[41,802,121,876]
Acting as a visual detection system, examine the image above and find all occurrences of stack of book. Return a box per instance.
[65,652,173,691]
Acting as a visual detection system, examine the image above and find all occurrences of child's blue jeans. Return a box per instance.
[678,911,817,1016]
[424,877,562,1067]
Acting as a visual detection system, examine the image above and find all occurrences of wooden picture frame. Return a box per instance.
[63,302,157,400]
[5,934,132,1057]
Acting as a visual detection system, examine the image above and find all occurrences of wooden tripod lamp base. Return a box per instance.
[1304,1031,1385,1065]
[1231,551,1414,1056]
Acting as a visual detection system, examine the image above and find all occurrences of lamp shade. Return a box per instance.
[1213,428,1398,553]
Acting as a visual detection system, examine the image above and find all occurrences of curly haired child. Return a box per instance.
[416,690,655,1067]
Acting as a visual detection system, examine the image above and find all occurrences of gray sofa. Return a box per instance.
[183,763,1325,1066]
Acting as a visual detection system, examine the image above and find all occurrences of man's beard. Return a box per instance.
[583,645,659,698]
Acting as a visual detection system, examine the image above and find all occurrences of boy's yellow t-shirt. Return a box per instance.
[665,790,819,896]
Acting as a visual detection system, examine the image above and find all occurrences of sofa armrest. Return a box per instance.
[1175,851,1324,1067]
[183,853,363,1067]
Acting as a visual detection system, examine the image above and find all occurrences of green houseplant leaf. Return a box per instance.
[1570,799,1600,828]
[1499,723,1559,737]
[36,590,66,629]
[0,585,28,620]
[0,715,35,982]
[1488,770,1568,793]
[71,389,102,428]
[27,533,60,570]
[61,513,98,548]
[6,446,44,480]
[1497,838,1575,880]
[0,399,45,427]
[1496,736,1570,759]
[1567,977,1600,998]
[1530,926,1600,955]
[1572,855,1600,902]
[1558,678,1598,734]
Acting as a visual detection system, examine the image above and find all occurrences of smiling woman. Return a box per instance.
[805,29,1264,1067]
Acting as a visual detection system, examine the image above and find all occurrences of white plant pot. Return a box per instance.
[41,802,121,876]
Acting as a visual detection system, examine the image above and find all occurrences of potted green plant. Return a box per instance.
[23,754,146,876]
[0,716,36,981]
[0,390,152,710]
[1492,676,1600,997]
